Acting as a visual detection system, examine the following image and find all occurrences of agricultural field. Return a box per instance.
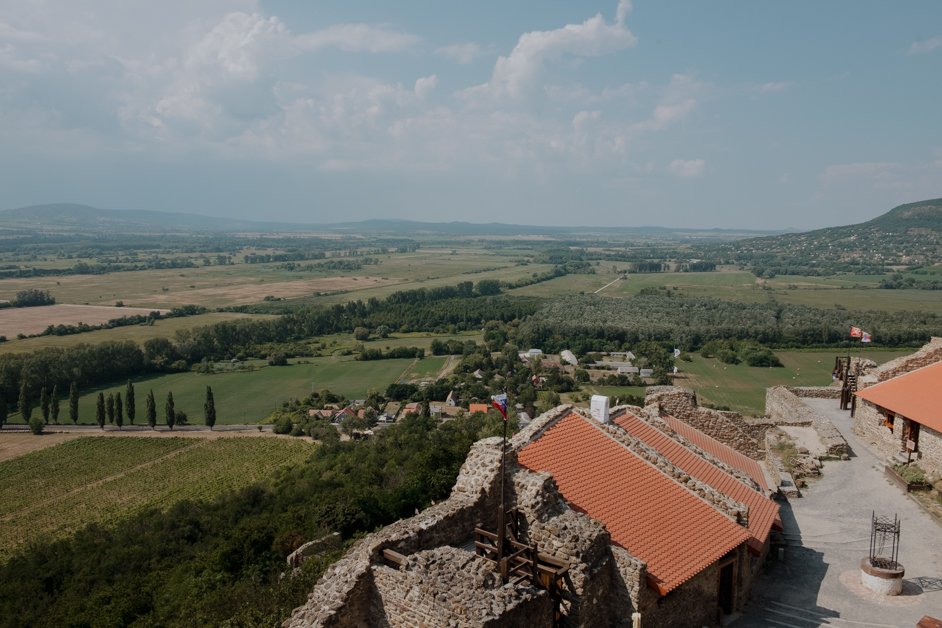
[0,304,167,338]
[0,436,312,560]
[0,311,276,354]
[0,246,544,310]
[675,348,912,415]
[1,355,445,426]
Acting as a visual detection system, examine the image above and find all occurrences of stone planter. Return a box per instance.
[860,557,905,595]
[884,465,932,492]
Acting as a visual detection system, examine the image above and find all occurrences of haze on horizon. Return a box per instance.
[1,1,940,230]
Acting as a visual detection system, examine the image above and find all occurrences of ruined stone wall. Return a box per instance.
[765,387,847,456]
[285,438,507,627]
[644,387,763,459]
[786,386,841,399]
[864,337,942,384]
[371,547,552,628]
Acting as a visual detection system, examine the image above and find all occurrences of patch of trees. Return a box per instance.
[519,294,942,352]
[700,339,782,367]
[35,305,206,339]
[879,273,942,290]
[12,289,55,307]
[356,346,425,361]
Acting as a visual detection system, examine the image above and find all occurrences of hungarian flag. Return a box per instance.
[491,393,508,421]
[850,326,863,338]
[861,331,872,343]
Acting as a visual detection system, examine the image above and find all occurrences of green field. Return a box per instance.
[30,356,433,425]
[510,268,942,314]
[677,348,911,415]
[0,436,313,560]
[0,312,277,354]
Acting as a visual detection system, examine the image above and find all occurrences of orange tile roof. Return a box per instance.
[660,414,769,492]
[856,361,942,432]
[518,413,750,594]
[614,412,779,555]
[468,403,490,414]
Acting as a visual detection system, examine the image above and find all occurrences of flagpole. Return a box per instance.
[497,413,507,580]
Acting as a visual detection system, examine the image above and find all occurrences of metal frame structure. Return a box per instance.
[869,511,901,570]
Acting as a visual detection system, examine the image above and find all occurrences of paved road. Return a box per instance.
[734,398,942,627]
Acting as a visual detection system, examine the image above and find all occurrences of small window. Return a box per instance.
[883,411,895,431]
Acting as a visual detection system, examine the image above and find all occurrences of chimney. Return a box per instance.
[590,395,610,424]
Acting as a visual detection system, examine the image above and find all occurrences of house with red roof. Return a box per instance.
[517,408,774,621]
[855,352,942,477]
[288,402,779,627]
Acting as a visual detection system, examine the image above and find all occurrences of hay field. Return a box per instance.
[0,304,167,338]
[0,312,277,354]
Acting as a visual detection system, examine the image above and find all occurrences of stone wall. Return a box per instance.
[284,438,506,627]
[863,337,942,385]
[765,387,848,456]
[853,401,899,462]
[786,386,841,399]
[371,547,552,627]
[916,425,942,481]
[644,387,763,459]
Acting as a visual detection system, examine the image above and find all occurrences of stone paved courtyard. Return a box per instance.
[734,398,942,627]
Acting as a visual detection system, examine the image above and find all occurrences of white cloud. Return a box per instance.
[414,75,438,99]
[437,43,488,65]
[667,159,705,178]
[907,36,942,55]
[297,24,419,53]
[756,81,793,93]
[479,6,637,99]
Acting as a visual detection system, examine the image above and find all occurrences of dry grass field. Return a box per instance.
[0,304,166,338]
[0,311,276,354]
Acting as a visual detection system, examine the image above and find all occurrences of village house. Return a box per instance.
[854,338,942,478]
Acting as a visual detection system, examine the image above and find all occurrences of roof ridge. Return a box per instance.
[646,413,762,492]
[578,413,750,525]
[862,357,942,389]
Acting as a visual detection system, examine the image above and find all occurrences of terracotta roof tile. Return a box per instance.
[660,414,769,491]
[468,403,490,414]
[856,361,942,432]
[614,412,779,554]
[518,413,750,594]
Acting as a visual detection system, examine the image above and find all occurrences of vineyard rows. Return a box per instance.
[0,437,313,561]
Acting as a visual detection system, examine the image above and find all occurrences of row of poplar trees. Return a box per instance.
[0,381,217,430]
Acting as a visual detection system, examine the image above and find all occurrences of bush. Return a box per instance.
[272,413,294,434]
[893,463,928,485]
[28,416,44,435]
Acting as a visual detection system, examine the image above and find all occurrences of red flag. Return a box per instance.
[850,326,862,338]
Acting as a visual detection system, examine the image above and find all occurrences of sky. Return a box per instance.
[1,1,940,229]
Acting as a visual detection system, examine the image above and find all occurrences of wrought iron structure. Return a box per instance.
[869,511,901,569]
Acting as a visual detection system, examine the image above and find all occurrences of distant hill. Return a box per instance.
[0,203,781,240]
[704,198,942,275]
[0,203,304,233]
